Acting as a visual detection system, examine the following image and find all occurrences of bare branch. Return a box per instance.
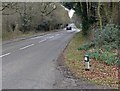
[1,2,17,11]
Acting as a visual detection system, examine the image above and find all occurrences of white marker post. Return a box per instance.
[84,55,90,71]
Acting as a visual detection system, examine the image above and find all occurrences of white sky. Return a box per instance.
[61,4,75,19]
[68,9,75,19]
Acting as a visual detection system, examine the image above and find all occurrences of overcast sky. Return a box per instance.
[68,9,75,19]
[61,4,75,19]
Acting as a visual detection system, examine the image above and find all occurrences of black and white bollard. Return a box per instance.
[84,55,90,71]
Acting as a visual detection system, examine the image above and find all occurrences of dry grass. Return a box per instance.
[2,30,37,41]
[63,32,119,89]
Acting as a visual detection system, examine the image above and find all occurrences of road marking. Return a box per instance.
[0,53,11,58]
[20,44,34,50]
[39,39,47,43]
[30,36,42,39]
[48,36,54,39]
[46,34,51,36]
[56,34,60,36]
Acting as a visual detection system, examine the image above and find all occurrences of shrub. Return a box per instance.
[36,21,49,31]
[94,24,118,48]
[78,41,95,50]
[78,24,119,66]
[78,24,118,51]
[88,51,117,65]
[88,51,99,60]
[117,59,120,67]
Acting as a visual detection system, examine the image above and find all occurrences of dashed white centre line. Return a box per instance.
[49,36,54,39]
[39,39,47,43]
[30,36,42,40]
[0,52,11,58]
[56,34,60,36]
[20,44,34,50]
[46,34,51,36]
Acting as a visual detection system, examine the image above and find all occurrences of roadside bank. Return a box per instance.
[62,32,119,89]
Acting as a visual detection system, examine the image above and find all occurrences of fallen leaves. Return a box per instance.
[63,32,119,89]
[65,57,119,88]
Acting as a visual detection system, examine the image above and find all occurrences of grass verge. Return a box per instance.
[2,31,37,41]
[63,32,119,89]
[2,29,59,41]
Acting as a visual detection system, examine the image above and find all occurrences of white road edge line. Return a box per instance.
[20,44,34,50]
[39,39,47,43]
[0,53,11,58]
[49,36,54,39]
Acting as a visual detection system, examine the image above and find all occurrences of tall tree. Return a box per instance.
[80,2,89,35]
[98,2,102,30]
[117,2,120,59]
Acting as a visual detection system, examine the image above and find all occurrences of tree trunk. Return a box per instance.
[98,2,102,30]
[117,2,120,59]
[81,2,89,35]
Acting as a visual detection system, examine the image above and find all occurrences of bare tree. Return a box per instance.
[1,2,17,11]
[39,3,57,16]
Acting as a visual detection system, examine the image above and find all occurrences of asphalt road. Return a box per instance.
[2,30,75,89]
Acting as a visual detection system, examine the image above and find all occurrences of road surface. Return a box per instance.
[2,30,75,89]
[2,30,110,89]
